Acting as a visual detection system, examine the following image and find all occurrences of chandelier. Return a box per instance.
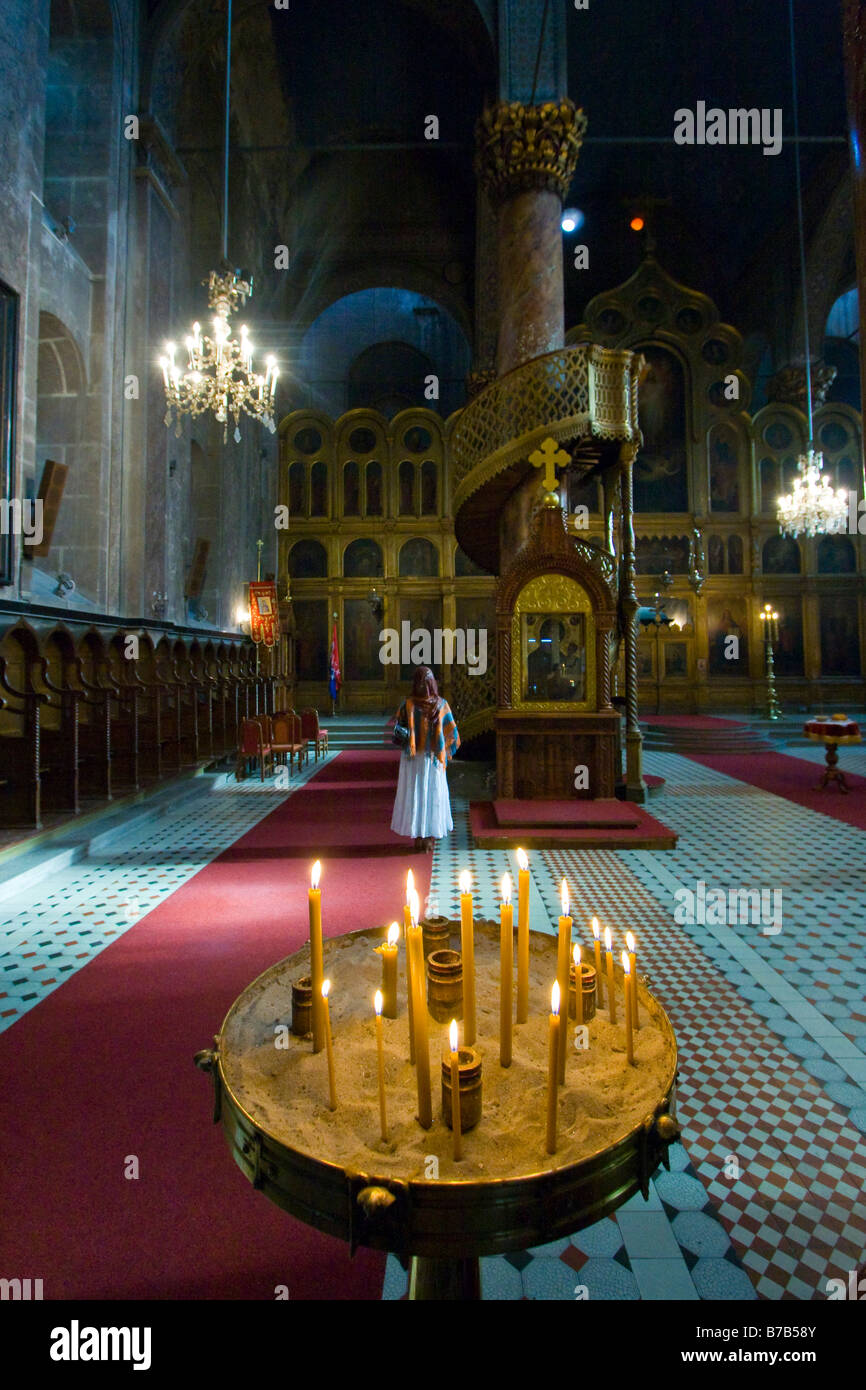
[160,265,277,442]
[159,0,278,443]
[774,3,847,540]
[777,449,847,538]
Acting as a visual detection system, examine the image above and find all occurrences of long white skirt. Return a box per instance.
[391,753,454,839]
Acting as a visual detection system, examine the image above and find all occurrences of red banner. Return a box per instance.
[248,581,278,646]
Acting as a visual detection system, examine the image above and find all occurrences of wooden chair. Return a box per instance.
[235,717,273,781]
[271,711,307,775]
[300,707,328,761]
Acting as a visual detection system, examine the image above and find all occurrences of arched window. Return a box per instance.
[708,536,724,574]
[762,535,801,574]
[289,539,328,579]
[727,535,744,574]
[399,538,439,577]
[365,461,383,516]
[817,536,856,574]
[310,460,327,515]
[420,460,438,515]
[289,461,306,515]
[399,460,416,515]
[343,460,360,516]
[343,538,383,578]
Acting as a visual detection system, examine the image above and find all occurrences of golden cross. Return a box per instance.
[529,437,571,492]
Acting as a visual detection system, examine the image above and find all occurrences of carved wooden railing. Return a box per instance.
[449,664,497,743]
[451,344,644,508]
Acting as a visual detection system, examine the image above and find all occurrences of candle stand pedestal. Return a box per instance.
[196,923,679,1301]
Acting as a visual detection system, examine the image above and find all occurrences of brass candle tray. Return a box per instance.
[197,923,679,1282]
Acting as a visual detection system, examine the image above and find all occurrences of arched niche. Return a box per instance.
[289,539,328,579]
[762,535,801,574]
[399,537,439,577]
[343,538,383,579]
[707,421,743,513]
[633,345,689,512]
[817,536,856,574]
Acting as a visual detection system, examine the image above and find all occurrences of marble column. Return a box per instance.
[475,100,586,377]
[843,1,866,477]
[619,444,646,802]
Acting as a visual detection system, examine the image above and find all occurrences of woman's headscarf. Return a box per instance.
[411,665,441,722]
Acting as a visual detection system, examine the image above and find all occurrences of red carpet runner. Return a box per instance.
[680,748,866,833]
[0,750,428,1299]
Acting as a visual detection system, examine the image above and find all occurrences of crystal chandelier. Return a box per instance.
[774,3,847,540]
[777,449,847,538]
[159,0,278,443]
[160,265,277,442]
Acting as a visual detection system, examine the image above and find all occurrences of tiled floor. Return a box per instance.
[2,741,864,1300]
[380,745,866,1300]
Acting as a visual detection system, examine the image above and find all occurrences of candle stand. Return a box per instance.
[196,924,679,1301]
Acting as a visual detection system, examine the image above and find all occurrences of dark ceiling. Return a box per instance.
[150,0,852,354]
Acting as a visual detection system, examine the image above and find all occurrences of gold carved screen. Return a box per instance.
[510,574,596,712]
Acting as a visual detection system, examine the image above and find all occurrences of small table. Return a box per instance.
[804,716,862,792]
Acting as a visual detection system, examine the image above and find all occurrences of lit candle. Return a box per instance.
[379,922,399,1019]
[573,942,583,1026]
[546,981,561,1156]
[321,979,337,1110]
[621,951,634,1066]
[374,990,388,1141]
[459,869,476,1046]
[516,848,530,1023]
[407,889,432,1128]
[449,1018,462,1161]
[604,925,617,1024]
[557,880,572,1084]
[626,930,638,1029]
[308,860,324,1053]
[592,916,604,1008]
[404,870,416,1065]
[500,873,513,1068]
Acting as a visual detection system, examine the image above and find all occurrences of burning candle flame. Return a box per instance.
[573,943,581,965]
[626,930,636,952]
[560,879,570,917]
[408,888,420,927]
[621,950,631,974]
[604,925,612,951]
[311,859,321,890]
[551,980,561,1016]
[321,978,330,999]
[374,989,383,1015]
[591,915,600,940]
[387,922,399,948]
[449,1018,458,1053]
[501,872,512,905]
[406,867,414,903]
[459,869,471,895]
[516,847,528,871]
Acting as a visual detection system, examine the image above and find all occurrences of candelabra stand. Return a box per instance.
[759,604,781,721]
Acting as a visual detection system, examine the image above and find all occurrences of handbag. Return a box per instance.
[392,722,410,749]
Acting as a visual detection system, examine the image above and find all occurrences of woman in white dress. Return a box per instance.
[390,666,461,852]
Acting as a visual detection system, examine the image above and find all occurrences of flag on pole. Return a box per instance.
[328,619,341,700]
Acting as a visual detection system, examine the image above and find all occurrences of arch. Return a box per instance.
[399,459,416,515]
[342,460,360,516]
[289,460,306,515]
[420,459,439,515]
[343,538,383,579]
[289,538,328,579]
[365,460,383,517]
[399,537,439,577]
[817,535,856,574]
[632,343,689,512]
[762,535,801,575]
[348,340,436,417]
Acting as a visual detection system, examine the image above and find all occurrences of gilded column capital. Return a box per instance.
[475,99,587,203]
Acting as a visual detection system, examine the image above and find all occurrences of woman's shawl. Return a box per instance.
[399,696,460,767]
